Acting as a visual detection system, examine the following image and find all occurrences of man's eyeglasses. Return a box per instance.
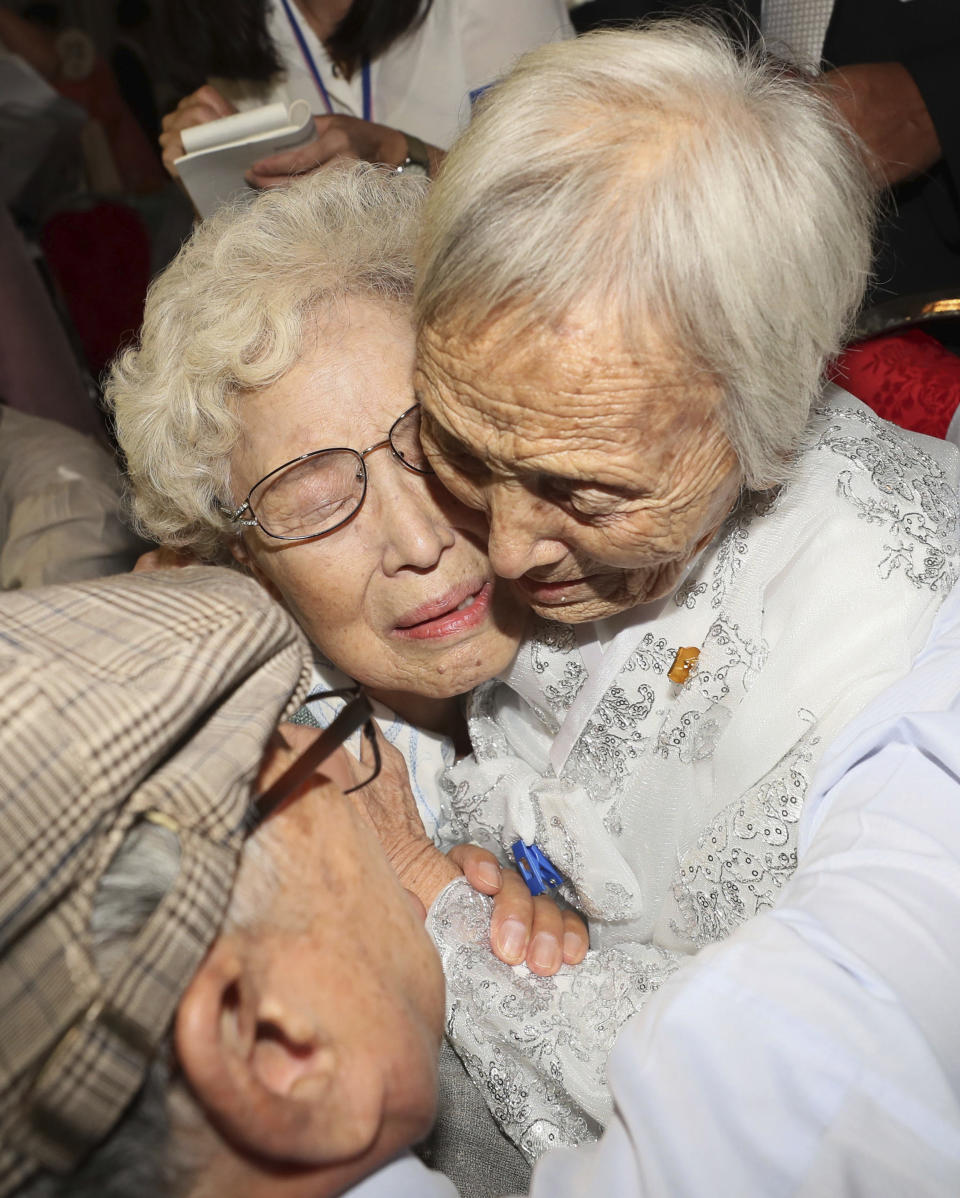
[223,404,434,543]
[247,687,381,831]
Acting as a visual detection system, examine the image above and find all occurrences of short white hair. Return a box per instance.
[106,164,425,561]
[415,21,876,488]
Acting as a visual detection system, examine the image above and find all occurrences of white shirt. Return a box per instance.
[224,0,573,149]
[762,0,834,67]
[351,558,960,1197]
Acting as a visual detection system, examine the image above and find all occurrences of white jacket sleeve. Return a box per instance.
[427,734,960,1196]
[428,877,686,1161]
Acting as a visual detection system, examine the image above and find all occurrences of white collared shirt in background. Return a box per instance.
[762,0,834,65]
[221,0,573,149]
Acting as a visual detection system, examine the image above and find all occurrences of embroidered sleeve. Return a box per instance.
[427,878,682,1162]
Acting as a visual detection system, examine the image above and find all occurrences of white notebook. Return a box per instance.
[174,100,317,219]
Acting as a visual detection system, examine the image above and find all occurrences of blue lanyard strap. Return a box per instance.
[279,0,371,123]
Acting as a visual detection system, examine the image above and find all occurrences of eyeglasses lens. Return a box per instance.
[252,450,364,539]
[390,406,433,474]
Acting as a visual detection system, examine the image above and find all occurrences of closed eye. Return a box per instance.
[535,475,641,518]
[421,410,491,479]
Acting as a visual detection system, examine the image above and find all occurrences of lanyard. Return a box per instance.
[279,0,372,123]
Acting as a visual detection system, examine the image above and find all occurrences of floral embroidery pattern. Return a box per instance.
[816,401,959,593]
[671,734,816,946]
[433,881,679,1160]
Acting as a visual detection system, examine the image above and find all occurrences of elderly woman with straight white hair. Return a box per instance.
[410,21,960,1159]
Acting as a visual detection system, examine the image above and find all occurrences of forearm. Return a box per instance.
[818,62,940,187]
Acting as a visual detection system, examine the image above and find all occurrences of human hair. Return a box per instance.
[415,21,877,490]
[105,163,426,562]
[162,0,282,89]
[327,0,433,77]
[162,0,431,89]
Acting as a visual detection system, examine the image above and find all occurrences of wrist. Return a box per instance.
[390,839,461,907]
[381,126,409,170]
[395,131,432,178]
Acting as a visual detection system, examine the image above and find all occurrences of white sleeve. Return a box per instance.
[428,878,687,1161]
[524,740,960,1197]
[341,1153,458,1197]
[457,0,573,95]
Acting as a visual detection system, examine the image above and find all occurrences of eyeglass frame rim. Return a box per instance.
[246,686,382,833]
[220,403,434,543]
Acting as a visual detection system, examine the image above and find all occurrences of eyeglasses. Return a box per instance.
[224,404,434,543]
[247,687,382,831]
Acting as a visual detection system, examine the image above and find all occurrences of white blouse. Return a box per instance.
[221,0,573,149]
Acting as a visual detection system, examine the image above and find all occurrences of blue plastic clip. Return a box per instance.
[511,840,564,897]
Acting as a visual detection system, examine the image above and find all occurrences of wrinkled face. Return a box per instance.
[416,310,743,623]
[230,299,525,709]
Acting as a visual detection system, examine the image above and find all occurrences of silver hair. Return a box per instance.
[106,163,427,562]
[415,21,876,488]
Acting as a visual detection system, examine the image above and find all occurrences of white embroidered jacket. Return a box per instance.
[427,389,960,1160]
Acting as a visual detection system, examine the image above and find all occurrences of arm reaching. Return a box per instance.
[819,62,940,187]
[247,115,443,188]
[342,730,586,972]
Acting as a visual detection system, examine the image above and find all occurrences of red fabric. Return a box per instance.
[41,203,151,378]
[831,330,960,439]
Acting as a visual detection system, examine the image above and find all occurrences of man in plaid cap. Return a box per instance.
[0,565,448,1197]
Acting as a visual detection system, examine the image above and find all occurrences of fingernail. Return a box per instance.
[477,861,500,889]
[563,931,583,961]
[530,933,561,973]
[498,919,527,962]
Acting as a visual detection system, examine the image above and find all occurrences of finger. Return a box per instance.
[560,908,589,965]
[132,548,166,573]
[525,895,564,976]
[489,868,534,965]
[192,83,235,119]
[248,128,357,183]
[161,105,211,134]
[449,843,502,894]
[161,99,227,135]
[159,130,186,176]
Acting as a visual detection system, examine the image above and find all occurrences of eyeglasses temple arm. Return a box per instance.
[248,692,373,829]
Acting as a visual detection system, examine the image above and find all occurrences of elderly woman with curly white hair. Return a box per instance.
[408,21,960,1160]
[105,163,593,1198]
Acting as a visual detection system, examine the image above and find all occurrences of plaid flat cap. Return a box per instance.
[0,566,313,1195]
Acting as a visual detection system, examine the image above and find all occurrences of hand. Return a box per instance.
[818,63,941,187]
[131,546,198,573]
[246,114,411,189]
[160,84,237,179]
[338,725,460,909]
[450,844,589,976]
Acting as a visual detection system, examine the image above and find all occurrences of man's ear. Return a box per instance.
[174,935,384,1165]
